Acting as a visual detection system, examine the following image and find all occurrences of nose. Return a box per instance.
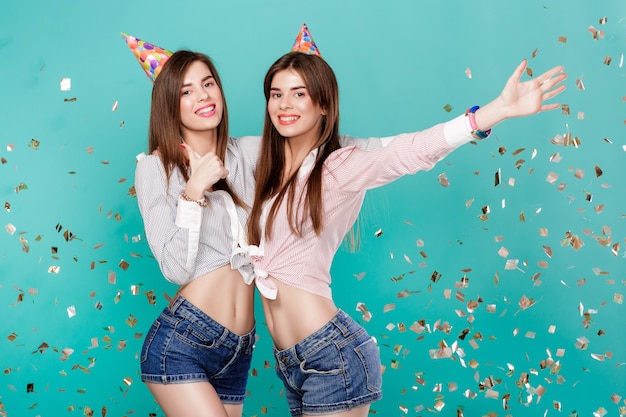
[198,90,209,102]
[279,96,292,110]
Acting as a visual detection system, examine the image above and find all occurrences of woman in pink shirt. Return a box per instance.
[247,52,566,417]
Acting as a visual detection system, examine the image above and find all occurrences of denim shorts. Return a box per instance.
[140,294,255,405]
[273,309,382,416]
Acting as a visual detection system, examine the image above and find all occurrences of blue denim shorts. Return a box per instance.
[140,294,255,405]
[273,309,382,416]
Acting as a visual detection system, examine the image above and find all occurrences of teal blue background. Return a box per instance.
[1,0,625,416]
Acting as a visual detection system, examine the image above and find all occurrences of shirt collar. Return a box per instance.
[298,146,320,179]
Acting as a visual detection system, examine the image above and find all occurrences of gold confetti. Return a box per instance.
[118,259,130,271]
[356,302,372,322]
[562,231,584,250]
[464,67,472,79]
[66,305,76,318]
[437,172,450,187]
[558,36,567,43]
[576,78,585,90]
[561,104,570,115]
[550,152,564,163]
[126,314,138,328]
[546,172,559,184]
[14,182,28,193]
[587,25,605,40]
[550,133,581,147]
[60,78,71,91]
[112,101,119,111]
[504,259,519,270]
[594,165,603,177]
[29,139,40,150]
[63,229,75,242]
[603,56,612,65]
[574,168,584,180]
[543,245,553,258]
[443,104,452,112]
[64,97,77,102]
[5,223,16,235]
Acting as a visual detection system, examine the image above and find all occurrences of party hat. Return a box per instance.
[290,23,321,56]
[121,32,173,82]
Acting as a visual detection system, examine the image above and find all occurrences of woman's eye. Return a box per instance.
[204,82,213,88]
[181,90,191,96]
[271,93,281,99]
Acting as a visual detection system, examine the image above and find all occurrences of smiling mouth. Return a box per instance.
[278,115,299,124]
[196,105,215,115]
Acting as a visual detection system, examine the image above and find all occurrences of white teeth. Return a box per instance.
[279,116,298,121]
[197,106,215,115]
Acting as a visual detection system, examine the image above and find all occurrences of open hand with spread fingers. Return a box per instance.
[474,59,567,132]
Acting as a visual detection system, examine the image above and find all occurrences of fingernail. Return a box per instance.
[180,143,186,149]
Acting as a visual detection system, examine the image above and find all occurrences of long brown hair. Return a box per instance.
[148,50,243,206]
[248,52,341,245]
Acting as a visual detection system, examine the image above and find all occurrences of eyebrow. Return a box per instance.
[270,85,307,92]
[182,75,214,88]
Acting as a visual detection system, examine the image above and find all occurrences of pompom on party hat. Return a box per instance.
[121,32,172,82]
[290,23,321,56]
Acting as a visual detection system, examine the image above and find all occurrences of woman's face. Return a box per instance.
[179,60,223,138]
[267,69,326,147]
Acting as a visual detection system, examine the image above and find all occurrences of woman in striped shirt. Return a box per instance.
[135,50,258,417]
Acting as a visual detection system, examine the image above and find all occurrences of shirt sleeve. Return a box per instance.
[134,155,201,285]
[326,115,473,193]
[234,136,262,172]
[339,135,388,150]
[339,114,473,151]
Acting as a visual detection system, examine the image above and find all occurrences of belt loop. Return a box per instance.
[333,310,350,336]
[168,293,183,313]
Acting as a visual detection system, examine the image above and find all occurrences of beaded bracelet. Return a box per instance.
[181,191,208,207]
[465,105,492,140]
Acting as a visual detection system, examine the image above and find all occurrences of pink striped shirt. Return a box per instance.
[251,114,475,300]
